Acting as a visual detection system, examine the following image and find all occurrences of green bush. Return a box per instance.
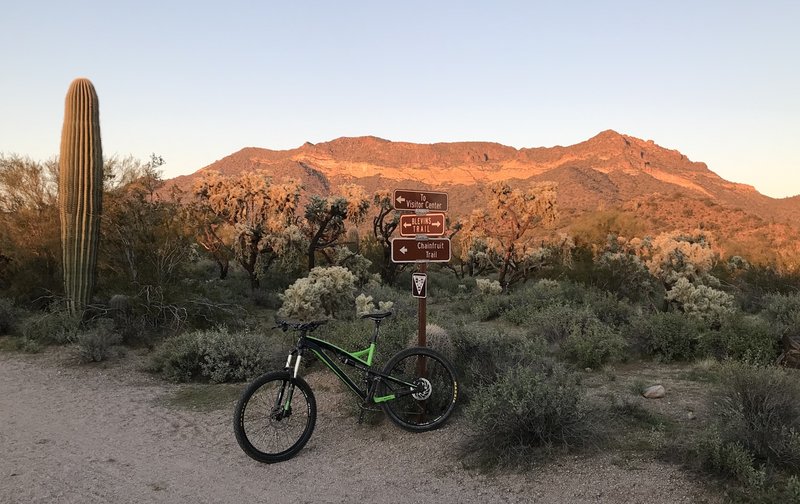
[626,311,699,362]
[762,292,800,337]
[450,324,546,393]
[593,251,664,304]
[465,361,594,464]
[699,312,780,364]
[19,308,79,345]
[148,327,285,383]
[698,429,766,489]
[561,315,627,368]
[508,303,585,342]
[75,318,122,363]
[469,295,512,321]
[710,362,800,471]
[582,289,637,327]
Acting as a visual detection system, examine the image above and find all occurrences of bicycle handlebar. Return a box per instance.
[273,319,329,332]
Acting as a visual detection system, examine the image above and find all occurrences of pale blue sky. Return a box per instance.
[1,1,798,197]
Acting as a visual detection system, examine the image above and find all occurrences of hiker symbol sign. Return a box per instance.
[411,273,427,299]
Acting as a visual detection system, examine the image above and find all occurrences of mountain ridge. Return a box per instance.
[165,131,800,267]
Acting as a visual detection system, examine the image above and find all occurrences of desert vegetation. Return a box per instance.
[2,147,800,503]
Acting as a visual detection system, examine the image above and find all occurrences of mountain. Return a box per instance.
[166,130,800,267]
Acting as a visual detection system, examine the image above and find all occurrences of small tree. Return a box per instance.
[192,171,302,288]
[459,181,558,287]
[371,190,403,285]
[0,154,60,299]
[303,184,369,270]
[101,156,195,290]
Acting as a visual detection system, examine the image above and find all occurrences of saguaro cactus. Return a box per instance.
[59,78,103,315]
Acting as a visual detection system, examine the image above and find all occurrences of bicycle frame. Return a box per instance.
[284,329,421,405]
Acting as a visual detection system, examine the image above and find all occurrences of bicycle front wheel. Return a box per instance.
[379,347,458,432]
[233,371,316,463]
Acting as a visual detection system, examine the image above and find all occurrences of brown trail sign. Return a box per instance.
[398,212,446,237]
[391,238,451,263]
[393,189,448,212]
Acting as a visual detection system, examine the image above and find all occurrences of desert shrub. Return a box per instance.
[582,288,637,327]
[148,327,284,383]
[75,318,122,363]
[761,292,800,337]
[0,297,17,334]
[699,312,780,364]
[505,303,581,342]
[698,429,767,489]
[278,266,356,320]
[626,311,699,362]
[19,308,79,345]
[469,295,512,321]
[560,315,626,369]
[450,324,546,393]
[710,362,800,471]
[593,251,663,304]
[515,278,574,308]
[465,360,594,464]
[426,269,469,298]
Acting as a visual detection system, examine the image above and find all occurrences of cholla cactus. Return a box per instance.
[355,293,394,317]
[476,278,502,295]
[59,78,103,315]
[644,230,718,287]
[666,277,734,326]
[278,266,356,320]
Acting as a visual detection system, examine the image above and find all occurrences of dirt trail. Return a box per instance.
[0,349,720,504]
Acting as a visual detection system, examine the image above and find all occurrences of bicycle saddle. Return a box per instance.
[360,310,393,321]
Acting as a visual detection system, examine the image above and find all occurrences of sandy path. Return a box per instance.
[0,349,720,504]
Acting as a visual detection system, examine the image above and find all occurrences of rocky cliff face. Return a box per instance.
[166,130,800,267]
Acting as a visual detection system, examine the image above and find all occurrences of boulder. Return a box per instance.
[642,384,666,399]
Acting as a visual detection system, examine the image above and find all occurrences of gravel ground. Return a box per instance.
[0,348,722,504]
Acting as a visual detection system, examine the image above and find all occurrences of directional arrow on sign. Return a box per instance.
[396,195,406,205]
[400,246,408,254]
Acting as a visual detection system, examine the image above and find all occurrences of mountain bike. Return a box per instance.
[233,311,459,463]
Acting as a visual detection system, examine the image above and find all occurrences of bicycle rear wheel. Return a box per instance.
[233,370,316,463]
[378,347,458,432]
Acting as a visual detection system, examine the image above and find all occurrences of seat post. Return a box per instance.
[369,318,382,345]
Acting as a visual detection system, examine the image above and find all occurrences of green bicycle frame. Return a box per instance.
[294,335,419,404]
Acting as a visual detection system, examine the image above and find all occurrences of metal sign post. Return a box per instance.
[417,263,427,347]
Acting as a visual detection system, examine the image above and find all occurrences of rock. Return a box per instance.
[642,384,665,399]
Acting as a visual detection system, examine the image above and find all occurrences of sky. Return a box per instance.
[1,1,798,198]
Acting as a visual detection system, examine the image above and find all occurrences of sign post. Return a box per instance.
[391,189,450,348]
[417,264,427,347]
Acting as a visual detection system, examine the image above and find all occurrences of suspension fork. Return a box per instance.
[279,345,305,414]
